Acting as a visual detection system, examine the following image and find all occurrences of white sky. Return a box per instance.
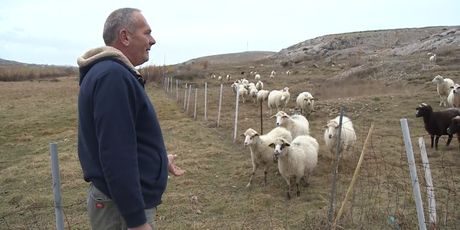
[0,0,458,67]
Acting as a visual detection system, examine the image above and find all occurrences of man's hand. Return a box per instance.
[168,154,185,176]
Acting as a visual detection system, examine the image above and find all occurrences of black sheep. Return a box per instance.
[446,116,460,148]
[415,103,460,149]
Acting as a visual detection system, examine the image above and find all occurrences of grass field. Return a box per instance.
[1,69,459,229]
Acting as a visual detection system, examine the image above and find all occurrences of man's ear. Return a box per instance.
[120,29,130,46]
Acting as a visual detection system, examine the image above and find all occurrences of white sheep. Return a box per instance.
[296,92,315,116]
[267,90,283,114]
[256,90,270,104]
[269,135,319,199]
[248,85,258,103]
[270,70,276,79]
[429,54,437,64]
[447,84,460,108]
[281,87,290,110]
[255,80,264,90]
[432,75,455,107]
[323,115,357,158]
[237,84,249,103]
[243,127,293,187]
[254,73,261,81]
[274,111,310,137]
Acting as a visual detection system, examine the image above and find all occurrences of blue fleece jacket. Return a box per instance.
[78,58,168,227]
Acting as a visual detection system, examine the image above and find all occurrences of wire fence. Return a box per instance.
[1,78,459,229]
[158,77,460,229]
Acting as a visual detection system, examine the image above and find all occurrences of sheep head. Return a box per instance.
[243,128,259,146]
[325,120,339,139]
[274,111,289,126]
[268,137,291,158]
[415,103,432,117]
[432,75,444,84]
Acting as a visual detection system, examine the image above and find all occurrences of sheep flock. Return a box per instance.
[205,70,459,199]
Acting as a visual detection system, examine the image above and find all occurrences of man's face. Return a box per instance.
[125,11,156,66]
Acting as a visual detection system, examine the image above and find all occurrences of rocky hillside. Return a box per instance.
[271,26,460,67]
[173,26,460,85]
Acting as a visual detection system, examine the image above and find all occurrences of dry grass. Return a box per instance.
[1,58,460,230]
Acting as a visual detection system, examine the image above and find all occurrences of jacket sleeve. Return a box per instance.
[92,66,146,227]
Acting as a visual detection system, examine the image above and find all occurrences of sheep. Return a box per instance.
[237,84,249,103]
[416,103,460,150]
[296,92,315,116]
[242,127,293,187]
[270,70,276,79]
[274,111,310,137]
[255,80,264,91]
[429,54,437,64]
[323,115,357,158]
[256,89,270,104]
[447,84,460,108]
[254,73,261,81]
[267,90,283,114]
[230,82,238,95]
[248,84,259,103]
[280,87,290,110]
[269,135,319,199]
[432,75,454,107]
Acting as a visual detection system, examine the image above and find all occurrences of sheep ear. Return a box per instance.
[268,143,275,148]
[270,115,276,118]
[284,142,291,147]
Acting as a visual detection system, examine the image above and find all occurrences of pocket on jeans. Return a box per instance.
[90,184,111,202]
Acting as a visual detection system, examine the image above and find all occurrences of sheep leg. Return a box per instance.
[301,173,310,187]
[430,135,435,149]
[296,183,300,197]
[285,177,292,200]
[457,134,460,150]
[263,169,267,186]
[246,172,255,187]
[435,136,440,150]
[446,134,453,146]
[246,164,257,187]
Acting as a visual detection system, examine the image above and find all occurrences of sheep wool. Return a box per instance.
[243,127,292,187]
[323,115,357,158]
[274,111,310,137]
[269,135,319,199]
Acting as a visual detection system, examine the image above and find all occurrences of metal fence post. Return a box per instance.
[400,119,427,230]
[50,142,64,230]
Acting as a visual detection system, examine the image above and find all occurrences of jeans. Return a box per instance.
[86,183,156,230]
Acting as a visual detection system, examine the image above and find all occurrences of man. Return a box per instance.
[77,8,184,230]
